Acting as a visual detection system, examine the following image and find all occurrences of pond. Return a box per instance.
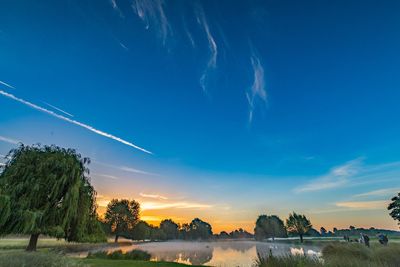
[93,240,325,266]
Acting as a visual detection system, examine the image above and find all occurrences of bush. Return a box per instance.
[86,250,108,259]
[125,249,151,260]
[86,249,151,261]
[255,252,322,267]
[0,251,82,267]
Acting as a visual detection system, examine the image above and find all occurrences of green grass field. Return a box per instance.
[0,251,198,267]
[83,259,202,267]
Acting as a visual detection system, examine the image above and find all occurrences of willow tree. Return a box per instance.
[0,145,106,251]
[286,212,312,243]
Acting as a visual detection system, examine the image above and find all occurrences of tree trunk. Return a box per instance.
[114,235,119,243]
[300,234,303,243]
[26,234,40,251]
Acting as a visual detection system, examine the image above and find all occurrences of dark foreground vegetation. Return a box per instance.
[87,249,151,261]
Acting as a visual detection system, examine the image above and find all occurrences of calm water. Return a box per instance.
[101,240,323,267]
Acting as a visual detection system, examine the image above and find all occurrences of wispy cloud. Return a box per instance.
[94,173,119,180]
[140,215,162,222]
[0,90,152,154]
[140,192,168,200]
[110,0,117,10]
[353,188,400,198]
[0,80,15,89]
[119,42,129,51]
[119,166,155,175]
[132,0,171,44]
[336,200,388,210]
[196,6,218,93]
[109,0,124,17]
[93,161,156,176]
[43,102,74,117]
[296,158,400,195]
[295,158,363,193]
[0,135,20,145]
[96,194,112,207]
[141,201,212,211]
[95,194,211,211]
[246,54,267,123]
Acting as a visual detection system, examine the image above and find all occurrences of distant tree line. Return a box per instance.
[216,228,253,239]
[100,200,214,242]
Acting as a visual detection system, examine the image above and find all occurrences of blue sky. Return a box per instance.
[1,0,400,231]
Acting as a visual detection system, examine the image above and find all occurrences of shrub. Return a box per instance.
[86,249,151,261]
[125,249,151,260]
[108,250,125,260]
[86,250,108,259]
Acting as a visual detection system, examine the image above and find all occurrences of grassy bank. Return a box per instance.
[84,259,202,267]
[0,237,133,254]
[257,242,400,267]
[0,251,199,267]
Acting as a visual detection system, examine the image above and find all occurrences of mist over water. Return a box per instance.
[105,241,322,266]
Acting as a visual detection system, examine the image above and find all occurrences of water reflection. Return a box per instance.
[103,240,323,266]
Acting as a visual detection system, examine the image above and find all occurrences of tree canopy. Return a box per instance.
[388,192,400,227]
[178,218,213,240]
[254,215,287,240]
[160,219,179,240]
[0,145,105,251]
[131,220,151,241]
[286,212,312,243]
[105,199,140,242]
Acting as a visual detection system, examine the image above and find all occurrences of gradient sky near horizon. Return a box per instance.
[1,0,400,233]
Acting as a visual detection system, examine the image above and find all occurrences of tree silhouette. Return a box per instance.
[105,199,140,242]
[320,227,327,236]
[388,192,400,226]
[0,145,105,251]
[131,220,151,241]
[160,219,179,240]
[188,218,213,240]
[286,212,312,243]
[255,215,287,241]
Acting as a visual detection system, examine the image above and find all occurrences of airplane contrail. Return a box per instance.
[43,101,74,117]
[0,90,152,154]
[0,80,15,89]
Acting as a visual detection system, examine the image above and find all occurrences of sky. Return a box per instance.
[1,0,400,233]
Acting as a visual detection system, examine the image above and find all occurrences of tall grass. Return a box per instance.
[255,252,321,267]
[322,242,400,267]
[255,242,400,267]
[0,251,82,267]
